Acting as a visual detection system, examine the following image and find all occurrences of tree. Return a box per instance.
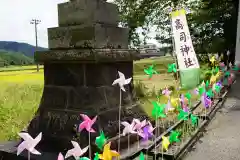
[114,0,239,56]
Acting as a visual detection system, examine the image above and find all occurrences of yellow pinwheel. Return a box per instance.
[99,142,120,160]
[210,75,217,84]
[162,136,170,151]
[210,56,216,65]
[170,98,180,108]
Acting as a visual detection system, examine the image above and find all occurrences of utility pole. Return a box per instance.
[30,19,41,72]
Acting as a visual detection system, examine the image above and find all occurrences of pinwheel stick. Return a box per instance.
[89,132,91,158]
[28,151,30,160]
[118,87,122,152]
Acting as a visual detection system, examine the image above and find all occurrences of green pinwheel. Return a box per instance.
[206,89,214,98]
[190,114,198,126]
[139,152,145,160]
[169,130,180,143]
[167,63,177,73]
[177,109,188,121]
[224,71,230,77]
[79,157,90,160]
[232,65,239,71]
[198,86,205,96]
[151,101,166,119]
[214,84,221,93]
[185,92,191,101]
[95,131,107,150]
[212,67,219,75]
[144,65,158,78]
[93,153,99,160]
[205,80,210,88]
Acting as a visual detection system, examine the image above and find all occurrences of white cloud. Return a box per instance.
[0,0,158,48]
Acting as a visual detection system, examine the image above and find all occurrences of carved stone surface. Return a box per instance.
[48,24,129,49]
[58,0,119,26]
[35,49,141,62]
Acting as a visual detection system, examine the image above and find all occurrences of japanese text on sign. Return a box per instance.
[171,9,199,70]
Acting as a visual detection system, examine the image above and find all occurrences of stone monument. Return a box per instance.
[0,0,149,159]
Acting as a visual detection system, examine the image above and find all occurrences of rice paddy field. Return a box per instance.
[0,57,208,141]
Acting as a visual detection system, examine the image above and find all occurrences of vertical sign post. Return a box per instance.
[171,9,200,89]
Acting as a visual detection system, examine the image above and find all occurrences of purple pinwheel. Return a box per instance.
[193,88,199,95]
[201,93,212,108]
[216,81,222,87]
[162,88,172,97]
[138,121,155,141]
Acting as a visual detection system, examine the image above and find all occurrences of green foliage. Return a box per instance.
[0,50,34,66]
[114,0,238,53]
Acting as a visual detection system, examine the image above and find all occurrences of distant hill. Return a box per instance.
[0,41,47,57]
[0,50,34,67]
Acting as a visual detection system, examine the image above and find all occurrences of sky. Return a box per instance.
[0,0,158,48]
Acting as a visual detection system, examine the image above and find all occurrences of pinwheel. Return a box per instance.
[94,153,99,160]
[162,87,172,97]
[190,114,198,126]
[121,121,137,136]
[182,103,189,113]
[232,65,240,71]
[219,62,225,71]
[95,131,107,150]
[201,93,212,108]
[58,153,64,160]
[17,132,42,159]
[162,136,170,151]
[79,157,90,160]
[198,85,205,96]
[139,124,155,141]
[144,64,158,79]
[210,75,217,84]
[165,99,175,113]
[79,114,97,158]
[210,56,216,66]
[211,67,219,76]
[167,63,177,73]
[205,80,210,88]
[139,152,145,160]
[65,141,89,160]
[133,119,147,131]
[185,92,191,105]
[206,89,214,98]
[169,130,180,143]
[224,71,230,77]
[177,109,188,121]
[151,101,166,119]
[99,142,120,160]
[79,114,97,133]
[213,83,221,94]
[112,71,132,152]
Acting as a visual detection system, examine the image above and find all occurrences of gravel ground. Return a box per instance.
[184,76,240,160]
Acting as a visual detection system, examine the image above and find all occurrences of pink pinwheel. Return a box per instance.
[182,103,189,112]
[58,153,64,160]
[79,114,97,133]
[133,119,147,131]
[162,88,172,97]
[201,93,212,108]
[121,121,137,136]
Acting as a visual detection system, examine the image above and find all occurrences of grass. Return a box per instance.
[0,56,209,141]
